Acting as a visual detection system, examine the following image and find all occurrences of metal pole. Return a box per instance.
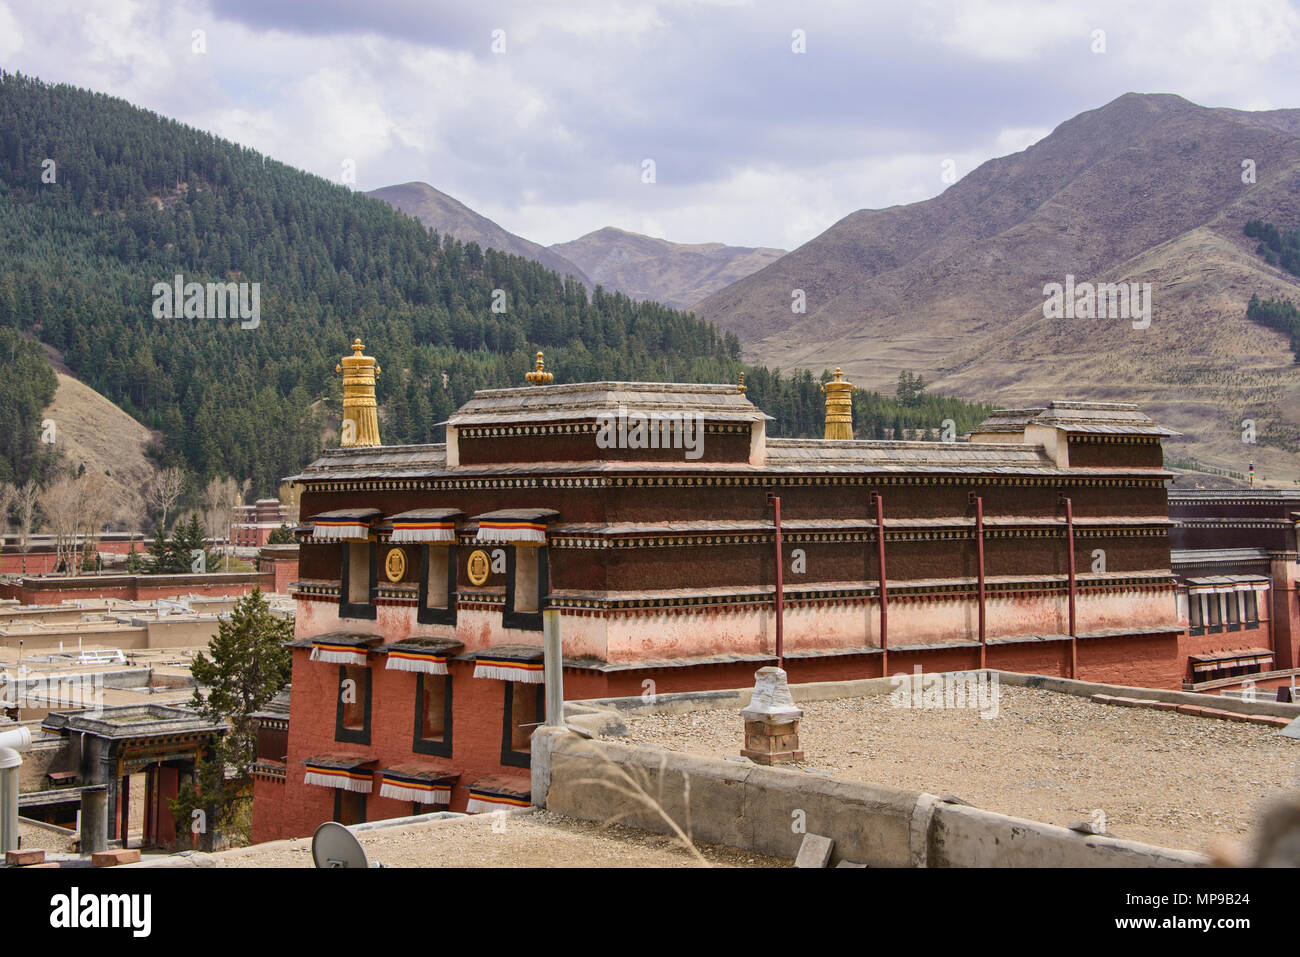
[767,493,784,670]
[542,608,564,727]
[1061,493,1078,679]
[872,492,888,677]
[971,493,986,668]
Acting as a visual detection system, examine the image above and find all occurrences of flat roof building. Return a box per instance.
[251,344,1189,842]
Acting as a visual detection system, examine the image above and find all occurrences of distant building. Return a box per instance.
[231,499,290,548]
[1168,489,1300,694]
[250,344,1190,843]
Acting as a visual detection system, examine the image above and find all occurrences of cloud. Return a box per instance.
[3,0,1299,251]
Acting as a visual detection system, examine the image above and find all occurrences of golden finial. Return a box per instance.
[737,372,746,394]
[337,338,381,447]
[525,350,553,386]
[820,367,856,440]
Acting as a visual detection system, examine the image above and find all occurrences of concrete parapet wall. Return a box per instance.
[532,726,1205,867]
[537,672,1229,867]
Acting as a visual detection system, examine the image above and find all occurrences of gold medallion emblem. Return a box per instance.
[466,548,491,586]
[384,547,407,583]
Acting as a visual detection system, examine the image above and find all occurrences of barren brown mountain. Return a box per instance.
[367,182,593,287]
[551,226,785,308]
[692,93,1300,482]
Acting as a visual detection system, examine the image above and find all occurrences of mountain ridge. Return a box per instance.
[691,91,1300,480]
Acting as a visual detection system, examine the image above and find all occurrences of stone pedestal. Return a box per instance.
[740,667,804,765]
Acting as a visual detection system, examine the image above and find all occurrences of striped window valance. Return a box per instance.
[387,509,462,544]
[384,640,461,675]
[308,508,381,542]
[378,766,458,805]
[465,777,530,814]
[472,508,559,545]
[472,646,544,683]
[309,633,380,665]
[303,755,374,793]
[1190,648,1273,673]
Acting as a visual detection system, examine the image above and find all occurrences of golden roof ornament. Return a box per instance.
[525,351,553,386]
[820,367,856,440]
[737,372,746,394]
[336,338,382,447]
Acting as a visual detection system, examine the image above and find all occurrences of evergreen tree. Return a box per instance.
[170,587,292,849]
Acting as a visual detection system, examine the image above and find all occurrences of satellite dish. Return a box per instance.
[312,821,380,868]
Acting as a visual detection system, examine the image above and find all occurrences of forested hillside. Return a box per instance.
[0,329,58,484]
[0,73,990,494]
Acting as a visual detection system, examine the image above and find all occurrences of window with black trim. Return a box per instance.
[1244,589,1259,625]
[333,790,365,826]
[340,542,377,619]
[418,545,457,626]
[335,664,372,745]
[503,546,547,632]
[500,680,544,768]
[412,673,453,757]
[1226,591,1241,630]
[1207,592,1222,632]
[1188,592,1203,635]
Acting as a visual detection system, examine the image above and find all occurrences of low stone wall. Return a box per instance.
[532,673,1223,868]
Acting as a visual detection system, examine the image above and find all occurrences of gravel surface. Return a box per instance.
[205,809,788,868]
[623,686,1300,852]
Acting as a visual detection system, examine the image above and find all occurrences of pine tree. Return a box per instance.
[170,588,292,849]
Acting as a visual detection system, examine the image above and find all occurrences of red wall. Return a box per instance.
[0,572,274,604]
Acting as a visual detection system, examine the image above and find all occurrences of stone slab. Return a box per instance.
[794,833,834,868]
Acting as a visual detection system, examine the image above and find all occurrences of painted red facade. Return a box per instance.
[246,383,1206,844]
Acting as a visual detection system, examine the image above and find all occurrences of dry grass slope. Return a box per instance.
[42,371,156,528]
[693,93,1300,481]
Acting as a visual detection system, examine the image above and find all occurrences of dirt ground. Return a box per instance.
[623,686,1300,853]
[201,808,789,868]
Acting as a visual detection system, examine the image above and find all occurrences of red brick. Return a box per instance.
[5,849,44,866]
[1144,700,1180,711]
[1246,715,1294,728]
[92,848,141,867]
[1176,704,1208,715]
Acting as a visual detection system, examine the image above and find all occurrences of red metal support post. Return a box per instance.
[871,492,888,677]
[970,492,986,669]
[767,492,784,670]
[1060,492,1078,679]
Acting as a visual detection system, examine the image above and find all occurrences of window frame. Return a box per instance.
[411,672,454,758]
[499,680,545,769]
[502,545,548,632]
[334,664,373,746]
[1187,591,1203,635]
[1244,589,1259,625]
[417,544,458,626]
[339,541,378,620]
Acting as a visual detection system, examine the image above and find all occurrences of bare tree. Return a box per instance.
[147,466,186,532]
[0,482,14,564]
[278,481,301,527]
[203,476,245,572]
[40,475,83,576]
[77,473,112,571]
[14,481,39,575]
